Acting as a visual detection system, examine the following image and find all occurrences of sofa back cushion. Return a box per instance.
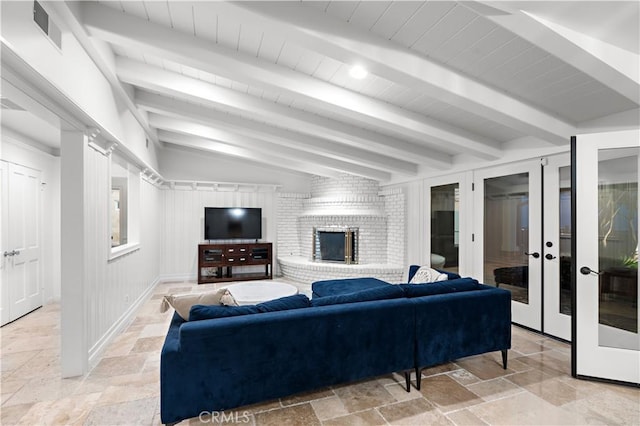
[189,304,261,321]
[311,285,405,307]
[189,294,310,321]
[400,278,481,298]
[256,294,311,312]
[312,277,390,298]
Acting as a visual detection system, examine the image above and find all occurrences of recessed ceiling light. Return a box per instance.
[349,65,368,79]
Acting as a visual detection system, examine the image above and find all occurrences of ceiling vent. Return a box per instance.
[33,1,62,49]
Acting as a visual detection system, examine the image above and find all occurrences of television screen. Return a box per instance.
[204,207,262,240]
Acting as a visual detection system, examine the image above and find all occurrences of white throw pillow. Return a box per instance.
[409,266,448,284]
[160,288,229,320]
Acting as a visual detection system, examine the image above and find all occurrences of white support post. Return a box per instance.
[60,130,88,378]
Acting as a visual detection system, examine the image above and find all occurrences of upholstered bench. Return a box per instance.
[311,277,391,298]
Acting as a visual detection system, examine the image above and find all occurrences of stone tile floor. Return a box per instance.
[1,280,638,425]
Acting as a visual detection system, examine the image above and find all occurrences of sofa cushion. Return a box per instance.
[311,284,405,307]
[189,294,311,321]
[409,266,448,283]
[312,277,391,298]
[256,294,311,312]
[400,278,481,298]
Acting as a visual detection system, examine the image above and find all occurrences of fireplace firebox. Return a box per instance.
[313,227,358,264]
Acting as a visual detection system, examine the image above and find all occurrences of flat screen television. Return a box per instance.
[204,207,262,240]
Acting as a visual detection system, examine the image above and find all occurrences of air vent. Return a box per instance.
[33,1,62,49]
[0,97,26,111]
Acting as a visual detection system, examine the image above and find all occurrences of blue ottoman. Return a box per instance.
[311,277,391,298]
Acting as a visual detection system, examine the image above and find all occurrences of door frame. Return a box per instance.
[1,160,8,325]
[542,153,572,341]
[473,160,543,330]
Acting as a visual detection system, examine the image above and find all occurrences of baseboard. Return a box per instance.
[87,276,160,369]
[158,273,197,282]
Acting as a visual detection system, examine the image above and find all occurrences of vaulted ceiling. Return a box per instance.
[49,1,640,182]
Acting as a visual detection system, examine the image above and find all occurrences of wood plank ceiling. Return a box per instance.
[75,1,638,182]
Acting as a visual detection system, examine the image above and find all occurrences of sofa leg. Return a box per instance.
[404,370,411,392]
[501,350,508,369]
[415,367,422,391]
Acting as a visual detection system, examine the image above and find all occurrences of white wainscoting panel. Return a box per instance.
[83,148,162,362]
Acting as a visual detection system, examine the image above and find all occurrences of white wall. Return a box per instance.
[0,132,61,303]
[82,146,162,362]
[383,188,406,265]
[277,193,307,258]
[161,188,278,279]
[159,145,312,193]
[0,1,159,169]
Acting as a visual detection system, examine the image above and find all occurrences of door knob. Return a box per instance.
[12,250,20,256]
[525,252,540,258]
[580,266,600,276]
[545,254,557,260]
[3,251,12,257]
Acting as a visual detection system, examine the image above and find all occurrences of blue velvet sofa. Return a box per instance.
[160,267,511,424]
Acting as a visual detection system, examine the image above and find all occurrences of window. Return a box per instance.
[111,157,128,247]
[110,153,139,258]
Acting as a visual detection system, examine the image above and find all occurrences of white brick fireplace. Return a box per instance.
[277,174,405,284]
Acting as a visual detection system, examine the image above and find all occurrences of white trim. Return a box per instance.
[164,179,281,192]
[87,140,109,157]
[108,242,140,261]
[87,276,160,368]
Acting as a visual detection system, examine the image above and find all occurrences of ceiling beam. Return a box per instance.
[158,131,342,179]
[136,91,417,176]
[150,114,392,182]
[471,1,639,105]
[81,2,503,160]
[116,57,451,168]
[222,1,576,144]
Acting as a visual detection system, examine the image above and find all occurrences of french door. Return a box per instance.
[473,161,542,330]
[1,161,43,326]
[574,130,639,384]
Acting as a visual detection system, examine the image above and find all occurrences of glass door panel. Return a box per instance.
[426,172,471,277]
[484,173,530,304]
[559,171,572,317]
[431,183,459,274]
[596,149,638,350]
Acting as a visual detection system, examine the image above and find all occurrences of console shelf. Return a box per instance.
[197,242,272,284]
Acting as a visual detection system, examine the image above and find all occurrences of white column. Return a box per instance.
[60,130,88,378]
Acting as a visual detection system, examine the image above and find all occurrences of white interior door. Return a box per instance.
[474,161,542,330]
[574,130,639,384]
[1,162,42,325]
[542,154,572,340]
